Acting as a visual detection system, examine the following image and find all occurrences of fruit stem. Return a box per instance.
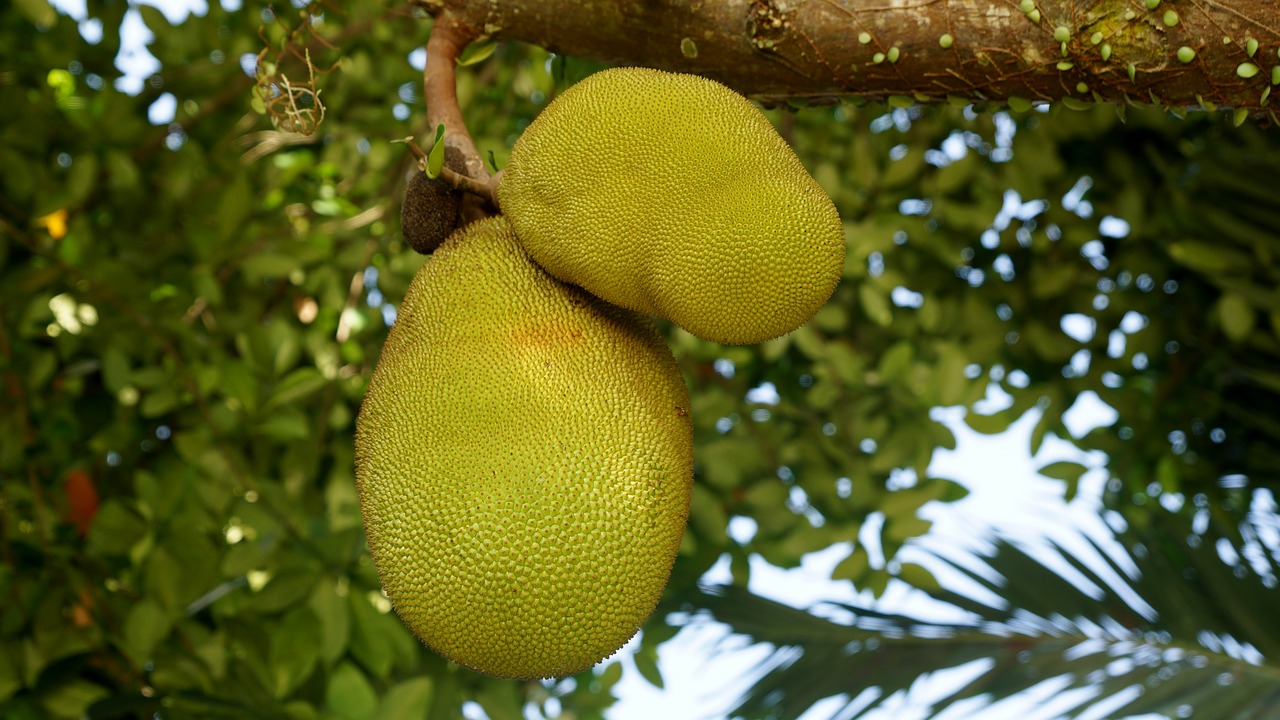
[424,13,489,184]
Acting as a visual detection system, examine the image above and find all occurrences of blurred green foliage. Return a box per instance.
[1,1,1277,718]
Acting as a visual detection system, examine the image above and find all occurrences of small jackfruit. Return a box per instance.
[401,145,468,254]
[355,216,693,680]
[400,168,459,254]
[498,67,846,345]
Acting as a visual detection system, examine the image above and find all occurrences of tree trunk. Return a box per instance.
[418,0,1280,114]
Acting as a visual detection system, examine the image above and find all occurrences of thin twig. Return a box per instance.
[402,136,498,207]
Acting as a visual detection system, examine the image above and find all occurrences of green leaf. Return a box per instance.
[14,0,56,26]
[129,367,169,388]
[241,253,300,282]
[1029,408,1052,455]
[255,410,311,441]
[878,487,931,520]
[144,547,186,613]
[884,514,931,542]
[309,580,351,663]
[100,345,131,394]
[347,594,395,678]
[123,600,173,668]
[425,124,446,178]
[826,340,863,384]
[264,368,328,411]
[135,469,186,520]
[281,700,319,720]
[743,480,789,510]
[882,146,925,188]
[40,680,109,718]
[456,40,497,66]
[65,153,98,207]
[688,483,728,541]
[896,562,941,593]
[633,641,663,689]
[139,387,179,418]
[26,349,56,391]
[136,4,171,31]
[217,175,253,240]
[876,341,914,381]
[87,501,149,557]
[1038,460,1088,498]
[933,342,969,406]
[270,606,321,697]
[475,683,524,720]
[1217,292,1255,342]
[791,324,826,359]
[220,540,269,577]
[220,360,259,414]
[253,570,318,613]
[378,678,433,719]
[964,409,1015,435]
[105,149,142,190]
[1244,366,1280,395]
[325,662,377,720]
[699,439,766,490]
[832,546,869,583]
[1023,322,1076,361]
[1029,263,1078,299]
[1167,241,1251,274]
[932,152,978,195]
[598,661,624,690]
[189,627,228,681]
[858,283,893,326]
[1155,455,1180,492]
[191,265,224,306]
[0,646,22,701]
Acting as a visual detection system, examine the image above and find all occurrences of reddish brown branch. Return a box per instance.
[424,12,489,181]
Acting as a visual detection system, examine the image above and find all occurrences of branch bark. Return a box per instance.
[416,0,1280,112]
[422,11,500,219]
[424,12,490,180]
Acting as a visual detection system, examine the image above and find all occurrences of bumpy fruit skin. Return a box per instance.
[355,217,693,680]
[497,67,845,345]
[401,147,468,255]
[400,169,460,255]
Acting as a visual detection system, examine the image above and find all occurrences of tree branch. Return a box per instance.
[415,0,1280,113]
[424,10,490,180]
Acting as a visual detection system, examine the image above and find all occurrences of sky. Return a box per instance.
[42,2,1243,718]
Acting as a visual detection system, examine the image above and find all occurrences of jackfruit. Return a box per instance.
[400,169,459,254]
[497,67,845,345]
[400,147,466,254]
[354,216,693,680]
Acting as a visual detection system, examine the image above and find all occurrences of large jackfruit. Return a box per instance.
[497,67,845,345]
[355,217,693,680]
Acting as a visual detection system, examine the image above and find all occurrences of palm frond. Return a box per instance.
[687,504,1280,719]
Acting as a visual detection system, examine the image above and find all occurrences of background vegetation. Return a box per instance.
[1,1,1278,718]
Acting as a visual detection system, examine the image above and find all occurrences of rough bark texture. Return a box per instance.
[419,0,1280,111]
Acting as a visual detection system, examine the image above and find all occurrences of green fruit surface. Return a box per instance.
[355,217,693,680]
[499,67,846,345]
